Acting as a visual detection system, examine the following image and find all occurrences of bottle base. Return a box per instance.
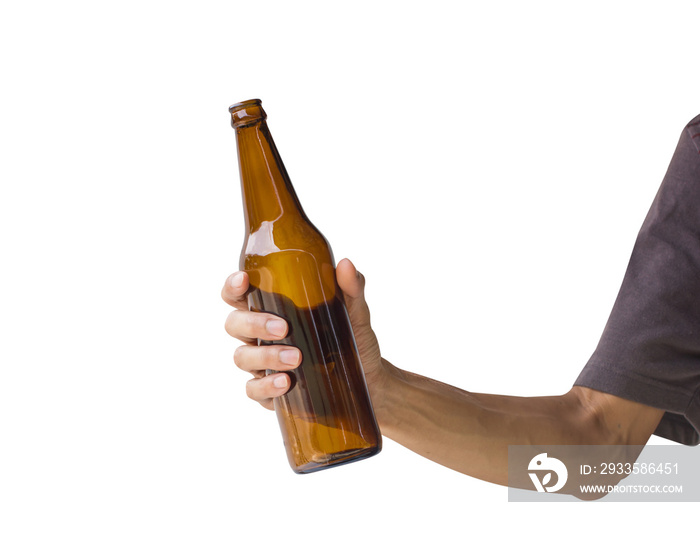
[292,445,381,474]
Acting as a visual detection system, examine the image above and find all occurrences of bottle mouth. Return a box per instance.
[229,99,267,128]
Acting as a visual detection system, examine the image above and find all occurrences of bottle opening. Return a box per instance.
[229,99,267,128]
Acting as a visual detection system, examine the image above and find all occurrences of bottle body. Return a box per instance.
[231,99,381,473]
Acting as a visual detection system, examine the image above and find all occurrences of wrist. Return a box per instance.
[370,358,405,433]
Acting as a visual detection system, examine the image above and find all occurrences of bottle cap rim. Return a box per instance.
[229,99,263,112]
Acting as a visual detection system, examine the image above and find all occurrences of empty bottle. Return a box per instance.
[229,99,381,473]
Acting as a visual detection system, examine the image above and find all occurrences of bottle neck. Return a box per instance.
[231,102,306,233]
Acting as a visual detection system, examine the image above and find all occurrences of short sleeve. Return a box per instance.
[575,114,700,445]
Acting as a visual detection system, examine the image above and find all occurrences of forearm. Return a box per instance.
[372,360,659,486]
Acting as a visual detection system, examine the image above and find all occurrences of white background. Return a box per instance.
[1,1,699,558]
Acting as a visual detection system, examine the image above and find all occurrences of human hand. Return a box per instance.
[222,258,385,412]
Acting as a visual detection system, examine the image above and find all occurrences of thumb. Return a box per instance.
[336,258,371,328]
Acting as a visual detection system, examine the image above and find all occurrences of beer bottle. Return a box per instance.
[229,99,382,473]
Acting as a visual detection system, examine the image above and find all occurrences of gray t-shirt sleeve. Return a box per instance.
[575,114,700,446]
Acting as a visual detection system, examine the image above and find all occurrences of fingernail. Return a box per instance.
[266,319,287,337]
[272,375,288,389]
[279,349,300,366]
[229,272,244,289]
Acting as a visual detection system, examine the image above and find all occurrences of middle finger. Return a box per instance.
[234,344,302,374]
[225,309,289,344]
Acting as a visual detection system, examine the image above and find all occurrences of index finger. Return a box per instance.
[221,271,250,310]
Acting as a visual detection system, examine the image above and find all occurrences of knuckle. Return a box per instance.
[256,345,271,365]
[246,377,274,406]
[244,311,265,333]
[225,309,251,339]
[245,379,256,400]
[224,310,237,335]
[233,345,247,368]
[262,345,282,371]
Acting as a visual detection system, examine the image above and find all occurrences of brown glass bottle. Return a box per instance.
[229,99,381,474]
